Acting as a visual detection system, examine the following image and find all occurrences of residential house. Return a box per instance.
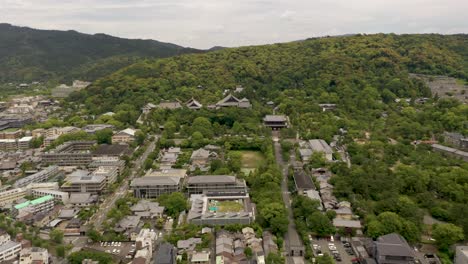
[191,251,210,264]
[130,200,165,219]
[177,238,202,253]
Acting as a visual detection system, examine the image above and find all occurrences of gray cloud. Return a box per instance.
[0,0,467,49]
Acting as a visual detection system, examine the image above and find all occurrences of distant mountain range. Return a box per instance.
[0,23,203,83]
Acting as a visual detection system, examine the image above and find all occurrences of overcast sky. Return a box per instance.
[1,0,467,49]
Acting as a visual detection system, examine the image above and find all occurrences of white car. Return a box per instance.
[328,244,337,251]
[312,244,319,250]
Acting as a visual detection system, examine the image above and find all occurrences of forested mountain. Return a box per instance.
[75,33,468,114]
[0,23,202,82]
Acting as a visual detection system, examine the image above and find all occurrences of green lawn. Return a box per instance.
[214,200,244,213]
[238,151,265,168]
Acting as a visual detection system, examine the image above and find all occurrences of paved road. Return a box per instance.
[90,138,157,230]
[272,132,304,264]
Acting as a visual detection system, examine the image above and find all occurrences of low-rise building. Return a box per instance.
[14,195,55,216]
[263,115,288,130]
[155,243,176,264]
[293,169,315,194]
[191,251,210,264]
[187,175,248,196]
[31,189,69,204]
[308,139,333,161]
[14,166,59,188]
[156,101,182,110]
[216,94,251,108]
[0,233,21,261]
[18,136,32,149]
[373,233,415,264]
[92,166,119,186]
[42,141,95,167]
[130,200,165,219]
[68,193,98,207]
[0,129,23,139]
[186,98,203,110]
[19,247,49,264]
[112,128,136,144]
[131,176,182,198]
[0,188,26,207]
[187,193,255,226]
[61,170,106,194]
[177,238,202,252]
[88,159,125,174]
[82,124,114,134]
[135,228,157,251]
[92,144,131,161]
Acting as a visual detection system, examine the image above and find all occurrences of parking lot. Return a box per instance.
[310,236,358,264]
[87,241,136,261]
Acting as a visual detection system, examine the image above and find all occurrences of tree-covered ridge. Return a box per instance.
[77,33,468,114]
[0,23,202,82]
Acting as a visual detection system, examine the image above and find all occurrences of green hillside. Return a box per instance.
[67,34,468,260]
[77,33,468,114]
[0,23,202,82]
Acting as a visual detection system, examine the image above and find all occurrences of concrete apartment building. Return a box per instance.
[131,176,182,198]
[187,193,255,226]
[61,170,106,194]
[0,188,26,206]
[0,232,21,261]
[186,175,248,196]
[92,166,119,186]
[19,247,49,264]
[0,182,59,207]
[14,195,55,216]
[112,128,136,144]
[31,189,69,204]
[88,159,125,174]
[14,166,59,188]
[42,141,95,167]
[0,129,23,139]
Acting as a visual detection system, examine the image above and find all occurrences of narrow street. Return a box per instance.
[89,137,157,230]
[272,132,304,264]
